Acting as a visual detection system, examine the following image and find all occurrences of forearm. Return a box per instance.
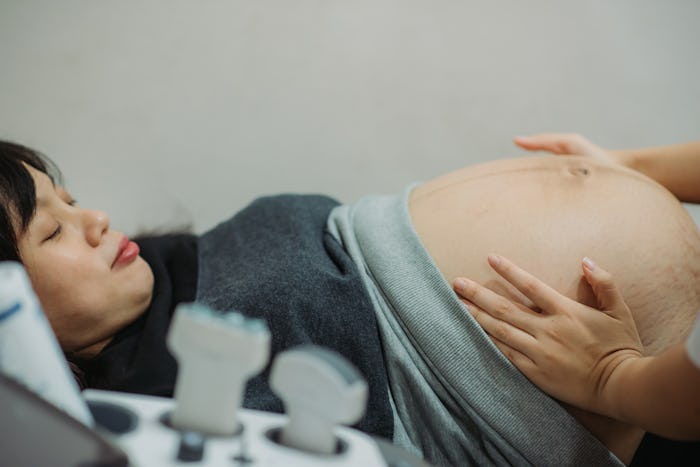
[613,142,700,203]
[604,343,700,440]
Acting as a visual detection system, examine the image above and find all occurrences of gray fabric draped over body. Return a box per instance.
[327,185,623,467]
[194,194,393,438]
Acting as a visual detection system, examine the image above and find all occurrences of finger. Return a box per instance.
[490,335,557,399]
[454,277,539,333]
[487,254,567,313]
[466,300,549,381]
[581,257,629,313]
[489,333,538,374]
[465,300,539,355]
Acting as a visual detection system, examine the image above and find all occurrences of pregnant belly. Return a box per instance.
[408,155,687,309]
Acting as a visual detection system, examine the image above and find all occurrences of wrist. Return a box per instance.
[598,354,647,423]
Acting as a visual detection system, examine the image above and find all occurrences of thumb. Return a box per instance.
[581,257,627,313]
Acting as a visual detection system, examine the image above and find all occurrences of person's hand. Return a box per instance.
[453,255,644,417]
[514,133,621,166]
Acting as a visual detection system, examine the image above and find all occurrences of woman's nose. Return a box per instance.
[84,209,110,247]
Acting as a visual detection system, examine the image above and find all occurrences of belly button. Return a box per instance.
[568,166,590,177]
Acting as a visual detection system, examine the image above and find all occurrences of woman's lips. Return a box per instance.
[113,236,140,268]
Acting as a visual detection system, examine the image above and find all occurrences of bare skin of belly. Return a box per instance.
[409,155,700,464]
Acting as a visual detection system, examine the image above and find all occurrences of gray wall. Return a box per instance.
[1,1,699,234]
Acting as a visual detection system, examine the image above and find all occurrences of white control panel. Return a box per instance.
[84,389,391,467]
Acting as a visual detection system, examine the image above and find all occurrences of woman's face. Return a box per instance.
[17,165,154,356]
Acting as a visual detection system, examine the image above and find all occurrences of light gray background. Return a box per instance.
[1,1,699,234]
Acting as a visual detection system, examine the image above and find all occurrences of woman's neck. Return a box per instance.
[70,336,113,360]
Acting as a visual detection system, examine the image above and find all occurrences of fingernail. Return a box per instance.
[454,278,469,290]
[583,257,596,271]
[488,254,502,267]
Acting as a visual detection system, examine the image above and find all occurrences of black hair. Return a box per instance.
[0,140,62,262]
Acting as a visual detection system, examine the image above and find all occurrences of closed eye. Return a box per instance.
[44,224,62,242]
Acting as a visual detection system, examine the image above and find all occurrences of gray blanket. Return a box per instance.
[196,194,393,438]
